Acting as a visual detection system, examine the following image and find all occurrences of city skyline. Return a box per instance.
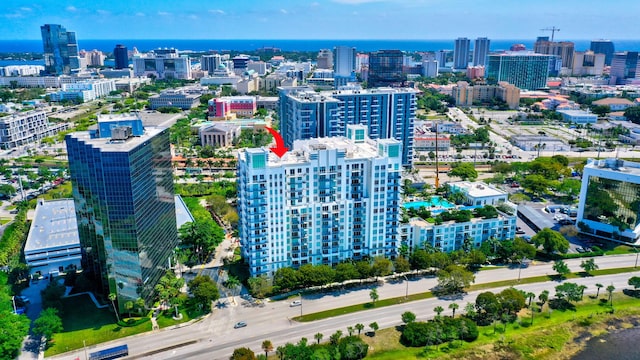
[2,0,639,41]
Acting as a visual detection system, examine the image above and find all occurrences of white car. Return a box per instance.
[290,300,302,307]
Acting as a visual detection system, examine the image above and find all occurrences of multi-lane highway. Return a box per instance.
[49,253,640,360]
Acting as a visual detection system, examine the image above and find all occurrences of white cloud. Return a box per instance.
[66,5,77,12]
[20,7,32,12]
[157,11,170,16]
[209,9,225,15]
[135,12,145,17]
[310,2,320,6]
[96,9,110,16]
[280,9,288,14]
[188,14,198,20]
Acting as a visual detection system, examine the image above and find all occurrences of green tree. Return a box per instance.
[436,265,475,294]
[591,104,611,117]
[273,267,301,291]
[369,288,379,306]
[0,310,30,359]
[338,335,369,360]
[329,330,343,345]
[33,308,63,347]
[0,183,16,198]
[624,106,640,124]
[369,322,379,336]
[261,340,273,358]
[522,174,550,197]
[497,287,526,315]
[314,332,324,344]
[371,256,393,278]
[552,259,571,278]
[628,276,640,289]
[449,162,478,181]
[248,275,272,299]
[393,256,411,273]
[555,282,584,303]
[475,292,501,325]
[433,305,445,319]
[402,311,417,324]
[558,178,582,198]
[533,228,570,254]
[124,301,134,318]
[595,283,604,298]
[606,284,615,307]
[188,275,220,311]
[538,290,550,306]
[580,258,599,275]
[155,270,185,307]
[335,262,360,282]
[355,323,365,336]
[230,347,257,360]
[449,302,459,317]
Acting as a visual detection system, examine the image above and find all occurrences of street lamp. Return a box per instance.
[634,248,639,268]
[517,257,527,282]
[11,296,16,313]
[83,340,88,360]
[403,275,409,299]
[299,293,303,318]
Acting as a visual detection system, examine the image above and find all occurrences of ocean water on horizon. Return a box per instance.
[2,39,640,54]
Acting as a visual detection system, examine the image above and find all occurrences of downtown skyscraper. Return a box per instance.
[453,37,471,69]
[41,24,81,75]
[473,37,491,66]
[65,118,178,310]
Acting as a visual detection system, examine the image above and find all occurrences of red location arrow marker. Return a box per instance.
[265,126,289,158]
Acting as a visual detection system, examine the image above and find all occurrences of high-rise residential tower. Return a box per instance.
[334,46,356,86]
[201,54,222,74]
[113,44,128,69]
[65,117,178,311]
[487,52,552,90]
[590,40,615,66]
[473,37,491,66]
[533,38,574,70]
[237,125,402,276]
[609,52,640,85]
[453,38,471,69]
[317,49,334,70]
[279,86,417,166]
[41,24,81,75]
[368,50,405,87]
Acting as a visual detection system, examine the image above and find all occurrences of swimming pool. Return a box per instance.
[403,196,455,209]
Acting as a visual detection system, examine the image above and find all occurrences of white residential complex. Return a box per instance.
[238,125,402,276]
[133,48,191,80]
[0,110,68,149]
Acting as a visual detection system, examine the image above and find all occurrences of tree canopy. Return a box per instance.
[532,228,570,254]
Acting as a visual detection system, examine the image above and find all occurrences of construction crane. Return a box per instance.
[541,26,560,42]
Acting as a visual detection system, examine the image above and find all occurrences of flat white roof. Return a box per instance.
[25,199,78,253]
[450,181,506,198]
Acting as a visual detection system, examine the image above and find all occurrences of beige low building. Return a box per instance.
[452,81,520,109]
[199,122,241,147]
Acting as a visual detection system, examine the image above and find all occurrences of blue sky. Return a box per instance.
[3,0,639,40]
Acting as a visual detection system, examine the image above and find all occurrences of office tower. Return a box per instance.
[317,49,334,70]
[577,159,640,243]
[132,48,191,79]
[453,38,470,69]
[200,54,222,73]
[85,49,105,67]
[232,55,250,74]
[422,59,438,78]
[237,125,402,276]
[368,50,404,87]
[571,51,605,76]
[114,44,128,69]
[533,38,574,70]
[435,50,450,67]
[279,86,416,166]
[609,52,640,85]
[65,117,177,310]
[40,24,81,75]
[590,40,615,66]
[473,37,490,66]
[487,53,552,90]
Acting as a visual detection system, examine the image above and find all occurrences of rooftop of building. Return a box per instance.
[201,122,241,132]
[97,113,141,123]
[450,181,507,198]
[150,90,200,99]
[66,126,166,152]
[25,196,193,253]
[282,86,417,102]
[510,134,566,143]
[490,51,553,57]
[592,97,635,105]
[556,109,597,116]
[584,158,640,176]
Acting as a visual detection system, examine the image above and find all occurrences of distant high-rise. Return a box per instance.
[533,38,574,69]
[114,44,128,69]
[368,50,405,87]
[453,38,471,69]
[487,52,552,90]
[590,40,615,66]
[317,49,334,70]
[40,24,81,75]
[334,46,356,76]
[610,52,640,85]
[201,54,222,73]
[435,50,450,67]
[65,116,178,311]
[473,37,490,66]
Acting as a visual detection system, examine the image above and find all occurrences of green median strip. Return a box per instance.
[294,266,640,322]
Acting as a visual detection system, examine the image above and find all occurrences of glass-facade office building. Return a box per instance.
[65,124,178,309]
[368,50,405,87]
[487,53,552,90]
[577,159,640,243]
[41,24,81,75]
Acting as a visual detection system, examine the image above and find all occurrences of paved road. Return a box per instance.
[48,253,640,360]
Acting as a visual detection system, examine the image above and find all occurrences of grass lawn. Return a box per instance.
[296,267,640,322]
[603,244,636,255]
[156,307,201,328]
[0,218,10,225]
[364,293,640,360]
[45,295,152,357]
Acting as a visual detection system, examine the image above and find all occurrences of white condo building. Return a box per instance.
[238,125,402,276]
[133,48,191,80]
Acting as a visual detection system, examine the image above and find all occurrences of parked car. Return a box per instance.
[234,321,247,329]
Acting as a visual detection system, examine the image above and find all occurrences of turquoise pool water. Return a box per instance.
[403,196,455,209]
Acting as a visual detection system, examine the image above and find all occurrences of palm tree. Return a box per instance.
[124,301,134,318]
[314,332,323,344]
[329,330,343,345]
[276,346,285,360]
[434,305,444,318]
[347,326,354,336]
[261,340,273,358]
[449,303,459,318]
[135,298,146,315]
[526,292,535,307]
[595,283,603,298]
[369,322,379,336]
[607,284,615,307]
[108,293,120,322]
[355,323,365,336]
[369,288,379,306]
